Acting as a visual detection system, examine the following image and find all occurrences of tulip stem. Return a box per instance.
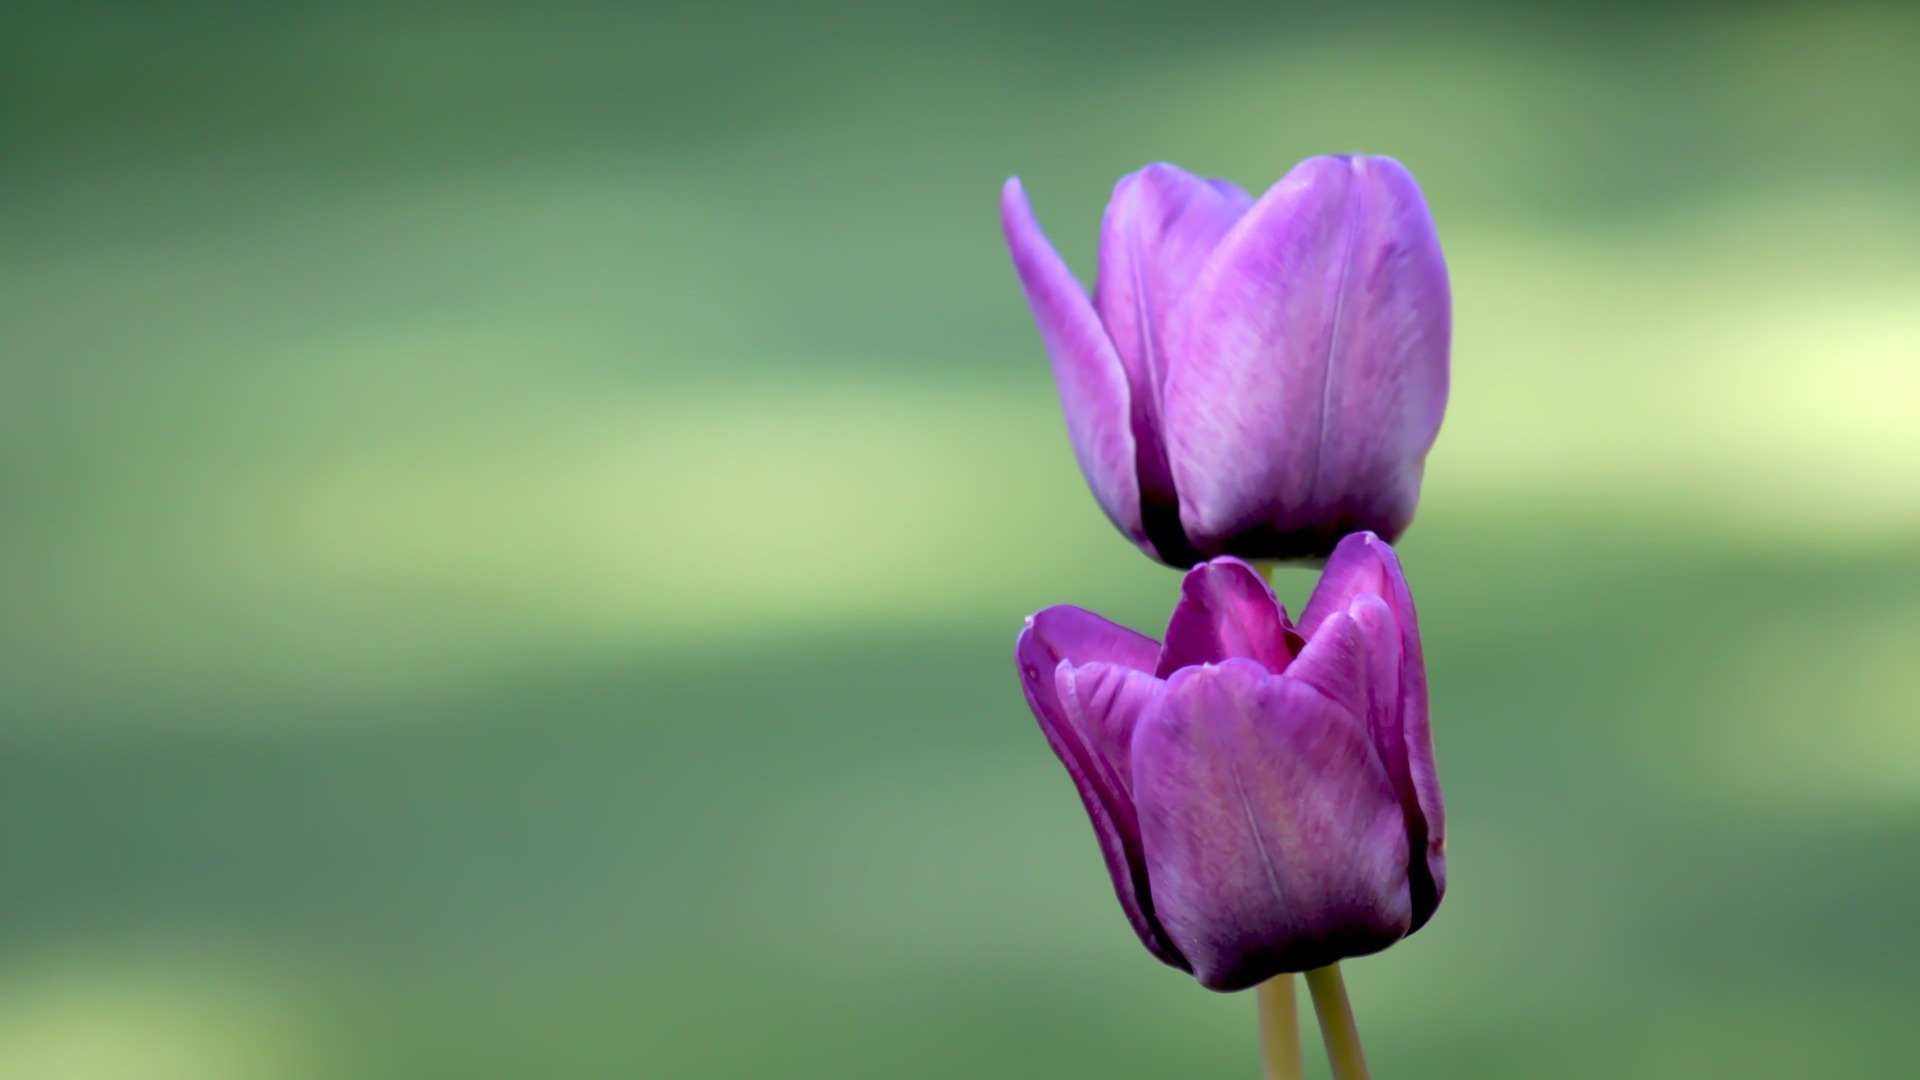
[1305,964,1371,1080]
[1256,974,1304,1080]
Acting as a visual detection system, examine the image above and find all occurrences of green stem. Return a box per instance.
[1305,964,1371,1080]
[1256,974,1304,1080]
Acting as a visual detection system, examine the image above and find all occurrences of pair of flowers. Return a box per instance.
[1003,155,1449,994]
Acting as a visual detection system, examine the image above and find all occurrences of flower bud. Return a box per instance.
[1002,157,1450,566]
[1014,533,1445,990]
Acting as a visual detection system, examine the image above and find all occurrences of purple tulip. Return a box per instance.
[1002,157,1450,567]
[1015,532,1445,991]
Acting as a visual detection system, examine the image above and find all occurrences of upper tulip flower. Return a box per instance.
[1002,156,1450,567]
[1015,532,1445,991]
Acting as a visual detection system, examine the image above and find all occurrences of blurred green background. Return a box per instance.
[4,2,1919,1077]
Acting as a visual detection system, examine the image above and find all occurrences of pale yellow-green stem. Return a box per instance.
[1254,559,1291,614]
[1256,975,1304,1080]
[1305,964,1371,1080]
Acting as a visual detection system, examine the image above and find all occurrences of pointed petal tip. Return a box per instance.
[1023,604,1162,675]
[1000,176,1059,252]
[1276,152,1361,186]
[999,175,1034,231]
[1352,152,1418,181]
[1113,161,1197,194]
[1296,152,1414,182]
[1329,529,1397,569]
[1200,553,1265,575]
[1159,560,1295,677]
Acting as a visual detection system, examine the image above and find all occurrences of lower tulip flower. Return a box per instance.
[1014,531,1445,994]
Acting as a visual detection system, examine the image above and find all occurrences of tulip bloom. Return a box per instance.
[1015,532,1444,991]
[1002,156,1450,567]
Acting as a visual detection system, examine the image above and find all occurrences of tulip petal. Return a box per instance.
[1017,609,1186,968]
[1163,156,1450,560]
[1092,166,1252,563]
[1305,157,1449,542]
[1297,530,1397,635]
[1280,606,1443,924]
[1347,594,1443,929]
[1002,178,1148,552]
[1279,607,1367,716]
[1058,661,1163,800]
[1133,659,1412,991]
[1023,604,1161,674]
[1157,557,1301,677]
[1299,532,1446,927]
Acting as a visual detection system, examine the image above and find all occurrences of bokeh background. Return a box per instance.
[5,2,1919,1077]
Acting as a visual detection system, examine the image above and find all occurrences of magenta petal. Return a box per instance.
[1297,530,1398,635]
[1299,532,1445,926]
[1347,594,1443,929]
[1161,158,1350,550]
[1091,166,1252,561]
[1001,177,1148,552]
[1023,604,1161,675]
[1094,166,1254,367]
[1134,660,1412,991]
[1307,157,1449,545]
[1279,607,1367,716]
[1017,610,1186,969]
[1163,156,1450,559]
[1156,557,1298,677]
[1057,662,1164,801]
